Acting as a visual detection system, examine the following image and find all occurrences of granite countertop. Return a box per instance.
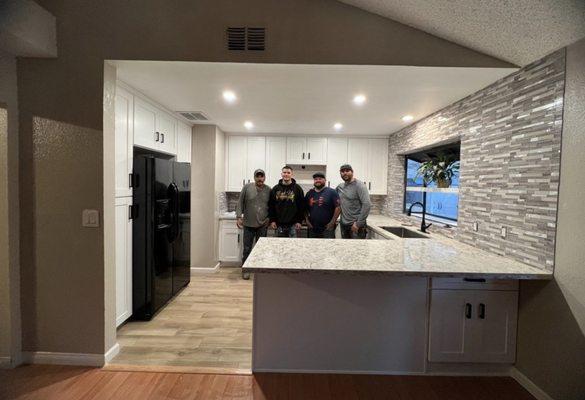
[219,212,237,220]
[242,214,553,280]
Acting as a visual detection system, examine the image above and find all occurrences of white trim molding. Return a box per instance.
[510,367,554,400]
[190,262,221,274]
[22,343,121,367]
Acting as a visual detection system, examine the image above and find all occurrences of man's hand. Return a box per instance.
[294,223,302,230]
[351,222,359,233]
[326,222,336,231]
[306,219,313,229]
[236,217,243,229]
[270,222,277,230]
[263,218,270,227]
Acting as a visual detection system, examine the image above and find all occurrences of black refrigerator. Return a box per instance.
[132,154,191,320]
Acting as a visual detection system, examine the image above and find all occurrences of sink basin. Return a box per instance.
[381,226,429,239]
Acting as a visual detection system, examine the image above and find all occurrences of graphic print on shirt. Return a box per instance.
[275,188,296,202]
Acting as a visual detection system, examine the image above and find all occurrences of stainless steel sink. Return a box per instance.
[381,226,429,239]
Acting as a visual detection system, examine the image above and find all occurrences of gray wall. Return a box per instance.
[515,38,585,400]
[18,0,511,355]
[384,50,565,271]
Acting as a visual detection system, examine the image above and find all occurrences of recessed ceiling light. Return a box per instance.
[333,122,343,131]
[244,121,254,130]
[402,115,414,122]
[353,94,366,106]
[222,90,237,103]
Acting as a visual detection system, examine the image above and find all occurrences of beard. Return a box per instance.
[314,182,325,189]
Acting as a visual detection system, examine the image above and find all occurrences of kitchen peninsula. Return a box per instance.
[243,215,551,374]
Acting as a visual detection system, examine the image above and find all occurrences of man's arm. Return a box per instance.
[356,182,371,227]
[295,186,305,224]
[236,185,246,228]
[268,187,277,223]
[326,190,341,229]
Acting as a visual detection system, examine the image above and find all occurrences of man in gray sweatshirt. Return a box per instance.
[236,169,271,279]
[336,164,371,239]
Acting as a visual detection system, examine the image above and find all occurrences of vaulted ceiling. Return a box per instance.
[338,0,585,66]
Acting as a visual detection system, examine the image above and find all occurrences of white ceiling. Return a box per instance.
[114,61,515,136]
[338,0,585,66]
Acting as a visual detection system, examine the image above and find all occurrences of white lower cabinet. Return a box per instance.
[428,288,518,363]
[115,197,133,327]
[218,220,242,263]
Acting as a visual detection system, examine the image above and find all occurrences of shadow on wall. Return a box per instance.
[517,279,585,399]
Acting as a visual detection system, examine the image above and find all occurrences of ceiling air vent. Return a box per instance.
[177,111,209,122]
[226,27,265,51]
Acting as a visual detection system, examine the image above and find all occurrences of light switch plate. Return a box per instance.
[82,209,100,227]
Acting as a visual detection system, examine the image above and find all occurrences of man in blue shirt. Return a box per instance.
[305,172,341,238]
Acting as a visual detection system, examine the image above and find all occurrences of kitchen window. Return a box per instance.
[403,145,460,223]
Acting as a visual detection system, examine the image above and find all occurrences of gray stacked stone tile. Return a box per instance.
[384,49,565,271]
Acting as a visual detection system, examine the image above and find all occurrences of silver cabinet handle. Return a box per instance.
[242,179,245,186]
[302,152,305,160]
[155,132,160,142]
[161,133,165,143]
[369,182,371,190]
[237,233,240,243]
[308,152,311,159]
[479,303,486,319]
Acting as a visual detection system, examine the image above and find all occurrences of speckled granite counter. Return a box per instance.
[243,214,552,280]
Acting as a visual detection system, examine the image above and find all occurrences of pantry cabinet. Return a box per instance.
[218,220,242,263]
[286,137,327,165]
[347,138,388,195]
[115,197,133,326]
[428,285,518,364]
[115,86,134,197]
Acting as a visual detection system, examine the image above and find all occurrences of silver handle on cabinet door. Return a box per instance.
[242,179,245,186]
[465,303,472,319]
[237,233,240,243]
[302,152,305,160]
[479,303,486,319]
[308,152,311,159]
[161,133,165,143]
[155,132,160,142]
[369,181,371,190]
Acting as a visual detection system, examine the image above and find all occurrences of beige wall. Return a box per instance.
[516,37,585,400]
[0,50,20,366]
[17,0,512,355]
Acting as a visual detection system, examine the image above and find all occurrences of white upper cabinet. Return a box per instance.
[326,138,348,189]
[246,137,266,183]
[347,138,389,195]
[115,86,134,197]
[265,137,287,188]
[286,137,327,165]
[156,111,177,155]
[226,136,248,191]
[176,122,192,163]
[133,97,157,149]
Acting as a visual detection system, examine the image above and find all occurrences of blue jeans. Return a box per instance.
[307,227,336,238]
[242,226,268,264]
[276,224,298,238]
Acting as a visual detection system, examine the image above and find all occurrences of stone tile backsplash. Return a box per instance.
[384,49,565,271]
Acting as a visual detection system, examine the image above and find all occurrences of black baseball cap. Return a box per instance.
[339,164,353,171]
[312,172,326,179]
[254,169,265,177]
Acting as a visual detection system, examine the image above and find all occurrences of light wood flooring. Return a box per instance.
[109,267,252,371]
[0,364,536,400]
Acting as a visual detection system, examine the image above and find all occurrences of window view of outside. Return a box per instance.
[404,158,459,221]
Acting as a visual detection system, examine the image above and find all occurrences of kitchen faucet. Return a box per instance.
[407,201,432,233]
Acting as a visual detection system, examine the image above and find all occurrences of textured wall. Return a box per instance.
[515,37,585,400]
[385,50,565,271]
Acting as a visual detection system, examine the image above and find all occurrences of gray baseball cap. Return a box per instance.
[254,169,265,176]
[339,164,353,171]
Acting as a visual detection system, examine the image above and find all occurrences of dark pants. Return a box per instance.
[307,227,336,238]
[340,223,367,239]
[242,225,267,264]
[276,224,298,238]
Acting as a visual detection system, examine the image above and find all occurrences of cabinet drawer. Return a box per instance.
[431,277,518,291]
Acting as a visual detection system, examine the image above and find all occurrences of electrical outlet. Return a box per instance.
[473,222,479,232]
[82,209,100,227]
[500,226,507,238]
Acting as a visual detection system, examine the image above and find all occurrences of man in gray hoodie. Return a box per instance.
[236,169,271,279]
[336,164,371,239]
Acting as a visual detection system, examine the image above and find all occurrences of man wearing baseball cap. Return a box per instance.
[336,164,371,239]
[305,172,341,238]
[236,168,271,279]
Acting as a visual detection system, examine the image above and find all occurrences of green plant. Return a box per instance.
[415,154,460,188]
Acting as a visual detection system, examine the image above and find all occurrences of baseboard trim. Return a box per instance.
[252,368,426,375]
[190,262,221,274]
[103,363,252,375]
[104,343,120,364]
[510,367,554,400]
[22,351,105,367]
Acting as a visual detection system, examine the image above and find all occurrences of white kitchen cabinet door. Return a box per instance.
[472,291,518,363]
[246,137,266,183]
[156,111,177,155]
[226,136,247,191]
[286,137,306,164]
[176,122,192,163]
[115,86,134,197]
[218,221,242,262]
[428,289,474,362]
[115,197,132,327]
[326,137,348,189]
[133,97,157,150]
[266,137,287,187]
[368,138,388,195]
[347,138,369,183]
[306,137,327,164]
